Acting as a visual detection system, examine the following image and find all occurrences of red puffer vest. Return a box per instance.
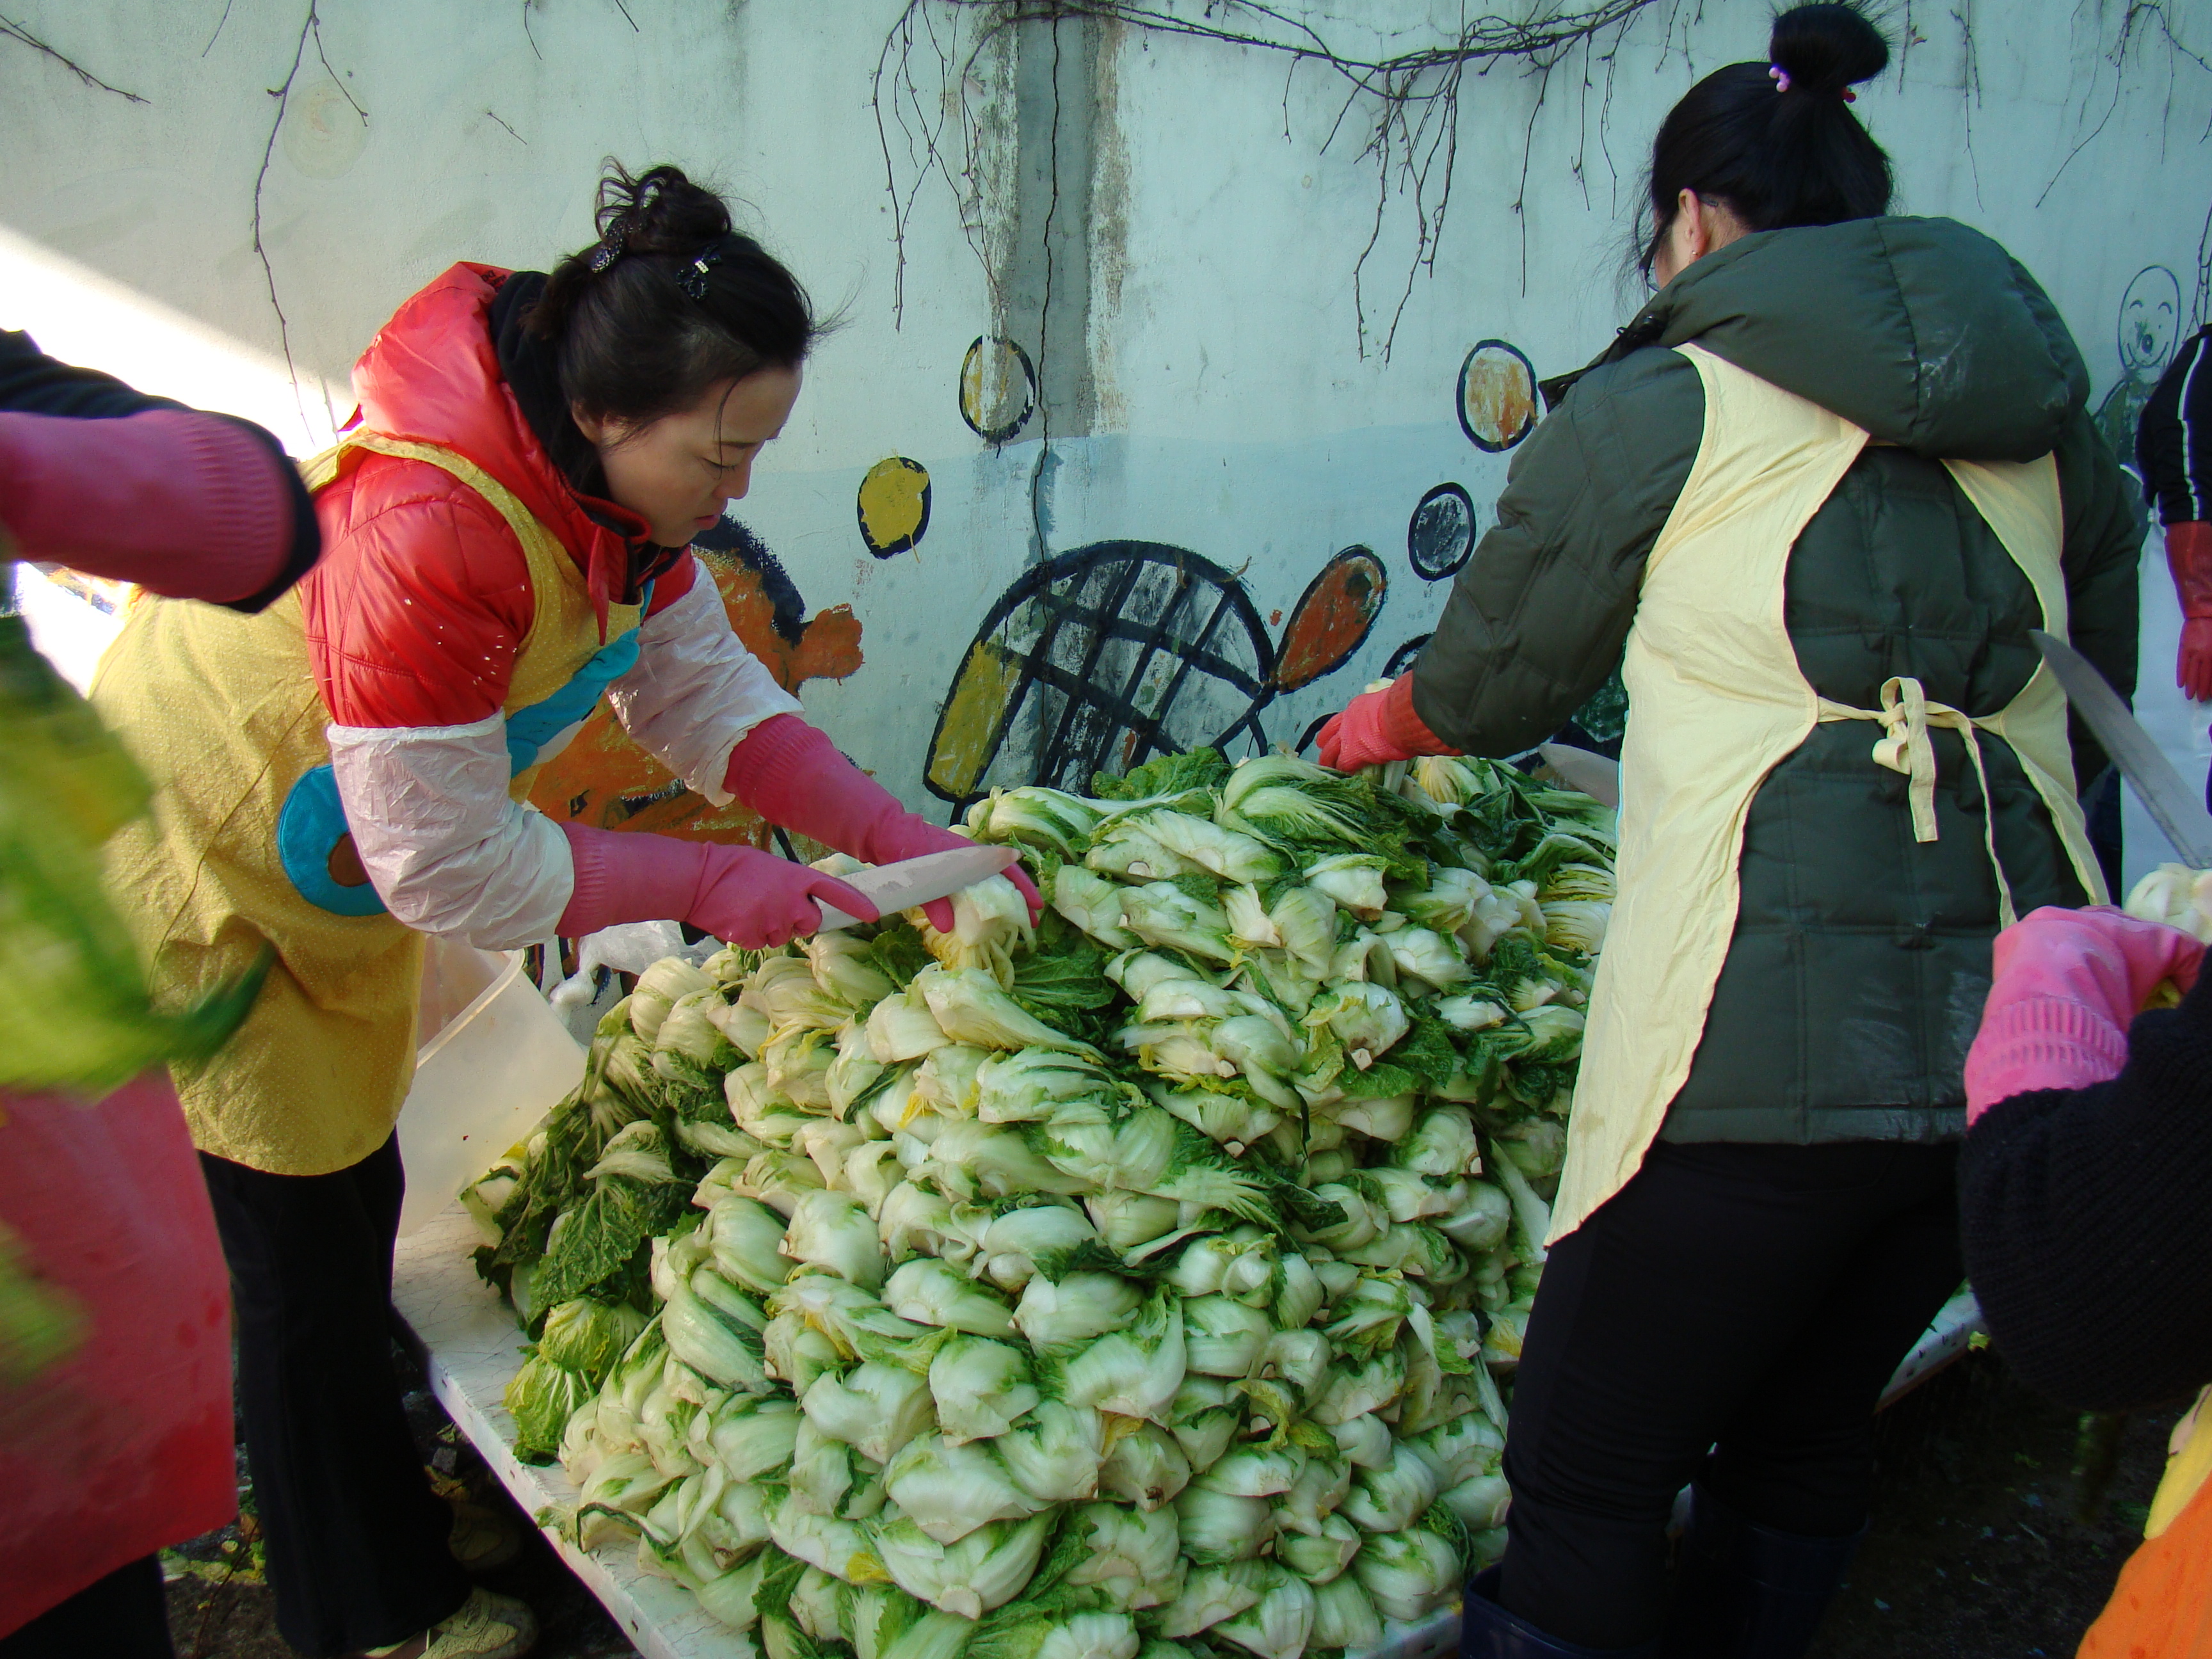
[298,264,696,730]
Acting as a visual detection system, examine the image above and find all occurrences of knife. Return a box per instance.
[2030,629,2212,869]
[813,843,1022,933]
[1537,742,1622,811]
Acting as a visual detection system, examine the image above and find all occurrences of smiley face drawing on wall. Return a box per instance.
[2096,265,2183,463]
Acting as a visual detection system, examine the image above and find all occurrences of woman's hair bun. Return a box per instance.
[1770,3,1889,97]
[594,162,732,258]
[527,159,821,439]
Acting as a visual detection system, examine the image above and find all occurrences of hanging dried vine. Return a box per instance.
[1,11,147,102]
[250,1,364,433]
[2039,0,2211,206]
[873,0,1656,359]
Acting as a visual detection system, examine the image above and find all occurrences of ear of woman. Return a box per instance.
[1653,189,1752,287]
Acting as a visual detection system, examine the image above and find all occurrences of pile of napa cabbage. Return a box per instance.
[470,748,1615,1659]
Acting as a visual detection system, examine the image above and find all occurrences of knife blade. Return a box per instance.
[2030,629,2212,869]
[813,843,1022,933]
[1537,742,1622,811]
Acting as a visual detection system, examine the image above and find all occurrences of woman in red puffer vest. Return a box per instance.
[93,162,1040,1659]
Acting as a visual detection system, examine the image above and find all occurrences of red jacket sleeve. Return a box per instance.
[299,454,535,728]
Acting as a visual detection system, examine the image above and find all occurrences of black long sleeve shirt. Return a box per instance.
[1959,968,2212,1411]
[2139,326,2212,527]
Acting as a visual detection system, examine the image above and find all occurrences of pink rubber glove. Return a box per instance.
[1316,675,1458,771]
[726,716,1043,934]
[0,408,300,604]
[1963,905,2205,1123]
[557,821,878,950]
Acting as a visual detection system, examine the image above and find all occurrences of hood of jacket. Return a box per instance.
[1615,216,2089,462]
[349,264,655,627]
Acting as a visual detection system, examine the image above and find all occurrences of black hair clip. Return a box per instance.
[678,244,723,301]
[585,227,626,275]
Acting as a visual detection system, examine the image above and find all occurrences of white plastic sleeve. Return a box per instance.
[606,557,803,807]
[326,713,575,949]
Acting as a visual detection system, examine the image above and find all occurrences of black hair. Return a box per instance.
[1640,4,1893,278]
[528,161,821,430]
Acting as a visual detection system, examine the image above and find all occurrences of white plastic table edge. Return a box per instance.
[394,1208,740,1659]
[394,1204,1973,1659]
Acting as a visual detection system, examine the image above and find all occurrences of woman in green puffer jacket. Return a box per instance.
[1317,6,2142,1656]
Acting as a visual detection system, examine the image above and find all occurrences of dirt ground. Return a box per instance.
[1807,1351,2186,1659]
[163,1343,2184,1658]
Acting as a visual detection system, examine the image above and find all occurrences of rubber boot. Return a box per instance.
[1662,1486,1867,1659]
[1461,1567,1665,1659]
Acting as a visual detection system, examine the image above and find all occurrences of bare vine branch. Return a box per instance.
[252,1,363,434]
[2039,0,2210,205]
[203,0,235,57]
[874,0,1653,359]
[0,12,147,102]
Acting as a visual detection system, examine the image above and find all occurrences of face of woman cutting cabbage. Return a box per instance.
[574,364,802,547]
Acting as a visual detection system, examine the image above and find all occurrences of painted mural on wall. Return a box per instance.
[2097,265,2183,464]
[519,309,1571,837]
[924,540,1386,810]
[525,521,863,843]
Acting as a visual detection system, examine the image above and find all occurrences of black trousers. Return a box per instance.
[1498,1140,1963,1649]
[0,1557,172,1659]
[199,1135,469,1658]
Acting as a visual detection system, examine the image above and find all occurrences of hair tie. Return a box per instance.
[585,226,627,275]
[1771,63,1858,102]
[678,243,725,301]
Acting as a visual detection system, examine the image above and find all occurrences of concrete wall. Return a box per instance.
[4,0,2208,837]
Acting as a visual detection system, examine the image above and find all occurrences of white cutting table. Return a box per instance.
[392,1206,1976,1659]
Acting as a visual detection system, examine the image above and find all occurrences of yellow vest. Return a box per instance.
[93,435,645,1176]
[1549,345,2104,1242]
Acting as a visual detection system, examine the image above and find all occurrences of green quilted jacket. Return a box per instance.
[1411,217,2144,1144]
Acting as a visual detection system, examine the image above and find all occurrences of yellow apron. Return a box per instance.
[93,435,645,1177]
[1548,344,2104,1243]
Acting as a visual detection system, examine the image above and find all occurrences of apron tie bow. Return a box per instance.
[1868,675,1941,842]
[1818,674,2019,927]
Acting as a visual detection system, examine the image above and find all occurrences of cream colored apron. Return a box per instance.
[1548,344,2104,1243]
[94,435,645,1176]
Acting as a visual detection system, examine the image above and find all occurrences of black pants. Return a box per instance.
[1498,1140,1963,1649]
[200,1135,469,1658]
[0,1557,172,1659]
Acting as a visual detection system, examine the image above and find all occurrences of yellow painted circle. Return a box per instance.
[958,336,1036,442]
[856,456,932,556]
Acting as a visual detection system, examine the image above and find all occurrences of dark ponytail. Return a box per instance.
[1641,4,1893,276]
[528,161,821,430]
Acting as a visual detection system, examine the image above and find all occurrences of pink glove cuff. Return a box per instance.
[0,409,293,603]
[557,821,709,938]
[1963,995,2133,1123]
[726,715,903,862]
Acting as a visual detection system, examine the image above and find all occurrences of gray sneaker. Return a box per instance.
[361,1588,538,1659]
[449,1502,525,1574]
